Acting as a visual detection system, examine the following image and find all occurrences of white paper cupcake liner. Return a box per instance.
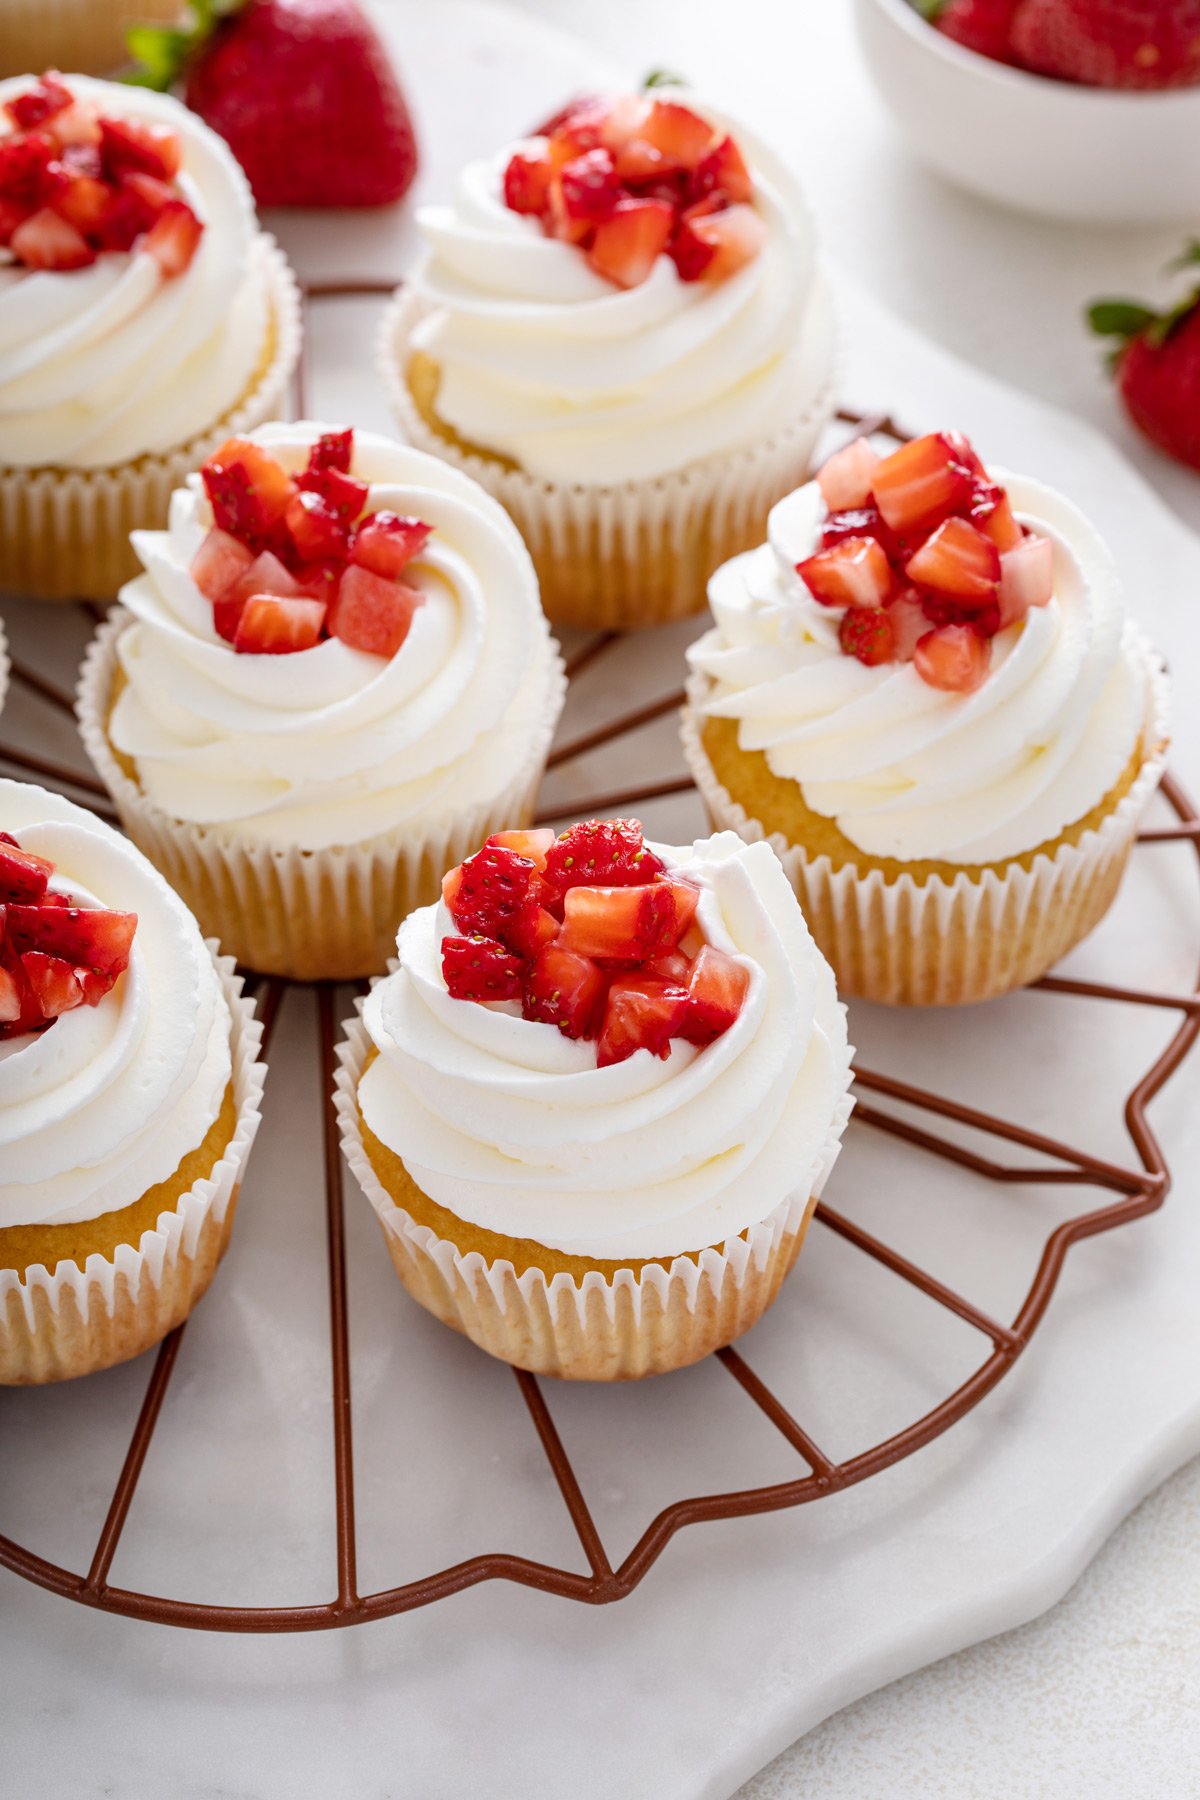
[378,286,839,633]
[0,0,180,77]
[334,999,855,1381]
[681,638,1171,1006]
[0,234,301,602]
[0,950,266,1384]
[77,609,568,980]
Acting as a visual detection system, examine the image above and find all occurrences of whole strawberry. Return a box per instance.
[1089,247,1200,471]
[126,0,418,208]
[1010,0,1200,89]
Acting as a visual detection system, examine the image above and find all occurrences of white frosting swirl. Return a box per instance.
[0,780,231,1230]
[409,90,835,484]
[688,473,1151,865]
[109,423,562,854]
[0,75,271,470]
[359,833,852,1262]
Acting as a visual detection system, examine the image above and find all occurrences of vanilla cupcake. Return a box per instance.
[78,422,566,980]
[0,4,178,79]
[380,88,837,632]
[336,820,853,1380]
[0,71,300,600]
[683,431,1170,1006]
[0,780,265,1384]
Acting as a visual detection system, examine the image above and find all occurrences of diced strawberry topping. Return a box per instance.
[0,837,53,902]
[307,428,354,473]
[587,196,674,287]
[560,147,621,221]
[558,884,677,962]
[142,197,203,276]
[884,590,930,663]
[905,515,1002,603]
[543,818,666,892]
[203,438,297,538]
[441,935,525,1003]
[52,171,114,236]
[680,946,750,1044]
[970,480,1024,551]
[597,976,690,1068]
[799,535,894,611]
[297,464,369,520]
[486,828,555,870]
[838,606,896,666]
[504,146,554,216]
[997,535,1054,627]
[10,206,94,270]
[872,433,975,533]
[330,565,424,659]
[285,489,350,563]
[233,594,326,655]
[19,953,85,1020]
[817,437,882,511]
[692,134,753,205]
[5,73,72,131]
[523,942,607,1038]
[0,131,58,206]
[228,550,301,606]
[443,842,543,947]
[99,114,181,182]
[913,623,990,694]
[350,512,432,579]
[0,835,137,1039]
[638,99,716,171]
[670,201,766,283]
[4,903,136,972]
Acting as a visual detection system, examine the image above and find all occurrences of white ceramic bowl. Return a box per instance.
[854,0,1200,226]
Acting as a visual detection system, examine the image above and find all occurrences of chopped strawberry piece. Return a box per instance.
[646,948,692,983]
[905,515,1001,603]
[99,115,181,182]
[0,840,53,902]
[613,135,676,187]
[19,951,85,1019]
[441,935,525,1003]
[286,489,351,563]
[658,877,701,952]
[47,105,102,152]
[10,206,94,270]
[307,428,354,473]
[443,843,542,948]
[350,512,432,579]
[997,535,1054,627]
[5,74,73,132]
[330,564,424,659]
[817,437,881,511]
[798,536,894,610]
[557,883,677,962]
[543,819,665,892]
[0,197,31,246]
[872,432,975,533]
[52,171,112,236]
[597,975,689,1067]
[523,942,607,1039]
[293,561,342,606]
[233,594,326,655]
[969,481,1023,551]
[820,504,904,560]
[486,828,555,870]
[638,99,715,171]
[94,183,152,252]
[228,550,301,607]
[201,439,297,546]
[5,903,136,973]
[884,590,930,662]
[0,965,23,1026]
[190,528,256,603]
[913,623,990,694]
[0,131,56,205]
[532,93,608,141]
[297,464,369,521]
[503,146,554,216]
[671,201,765,282]
[560,146,621,221]
[839,607,896,666]
[680,945,750,1045]
[121,169,175,219]
[142,197,203,276]
[587,197,673,287]
[507,902,559,959]
[691,133,753,205]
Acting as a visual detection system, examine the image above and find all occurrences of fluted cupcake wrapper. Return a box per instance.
[378,286,839,635]
[681,639,1171,1007]
[0,0,180,77]
[0,235,301,602]
[0,951,265,1385]
[334,1002,855,1382]
[78,610,568,980]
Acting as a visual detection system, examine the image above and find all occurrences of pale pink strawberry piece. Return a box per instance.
[613,135,672,185]
[19,951,85,1019]
[10,206,94,269]
[817,437,881,511]
[839,607,896,666]
[143,198,203,275]
[597,975,689,1067]
[350,512,432,580]
[47,104,102,151]
[486,828,555,870]
[99,115,181,181]
[646,948,693,984]
[997,535,1054,627]
[798,536,894,610]
[671,202,765,283]
[121,169,175,219]
[441,935,525,1003]
[872,433,975,533]
[523,942,607,1039]
[885,590,930,663]
[677,921,705,960]
[905,515,1001,602]
[587,197,673,287]
[680,945,749,1044]
[558,884,676,962]
[229,550,301,607]
[638,100,715,171]
[692,134,753,205]
[5,903,136,973]
[0,838,53,902]
[658,877,701,951]
[913,623,990,693]
[544,819,665,893]
[190,527,255,602]
[0,965,23,1025]
[330,565,424,659]
[233,594,326,655]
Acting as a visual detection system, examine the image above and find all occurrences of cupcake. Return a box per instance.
[0,71,300,600]
[0,779,265,1384]
[0,5,179,80]
[336,819,853,1380]
[380,87,837,633]
[683,430,1171,1006]
[78,422,566,980]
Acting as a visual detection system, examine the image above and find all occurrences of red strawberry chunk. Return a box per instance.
[191,529,259,604]
[597,975,689,1067]
[504,146,554,216]
[142,197,203,276]
[350,512,432,579]
[10,206,94,270]
[905,515,1001,603]
[5,903,136,973]
[523,942,607,1038]
[671,201,765,283]
[0,196,31,246]
[298,464,369,521]
[638,100,715,171]
[820,504,903,560]
[913,623,990,694]
[587,197,673,288]
[839,607,896,666]
[0,838,53,902]
[884,590,930,663]
[657,877,701,952]
[0,964,23,1026]
[203,439,297,537]
[330,564,424,659]
[969,480,1023,551]
[286,489,351,563]
[486,828,555,870]
[5,75,73,132]
[558,883,677,962]
[20,951,85,1020]
[997,535,1054,627]
[872,432,975,533]
[798,536,894,610]
[544,819,665,892]
[99,115,181,182]
[307,428,354,473]
[680,945,750,1045]
[817,437,881,511]
[691,133,753,205]
[560,146,621,221]
[441,935,525,1003]
[444,843,542,948]
[233,594,326,655]
[52,170,113,236]
[0,131,57,205]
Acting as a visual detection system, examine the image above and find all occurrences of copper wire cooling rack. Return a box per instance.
[1,284,1199,1631]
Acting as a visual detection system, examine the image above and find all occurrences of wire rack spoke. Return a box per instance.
[512,1370,613,1582]
[715,1346,839,1481]
[546,688,688,772]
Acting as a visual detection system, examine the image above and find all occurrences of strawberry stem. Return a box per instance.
[123,0,247,90]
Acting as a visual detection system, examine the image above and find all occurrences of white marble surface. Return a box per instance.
[2,5,1200,1798]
